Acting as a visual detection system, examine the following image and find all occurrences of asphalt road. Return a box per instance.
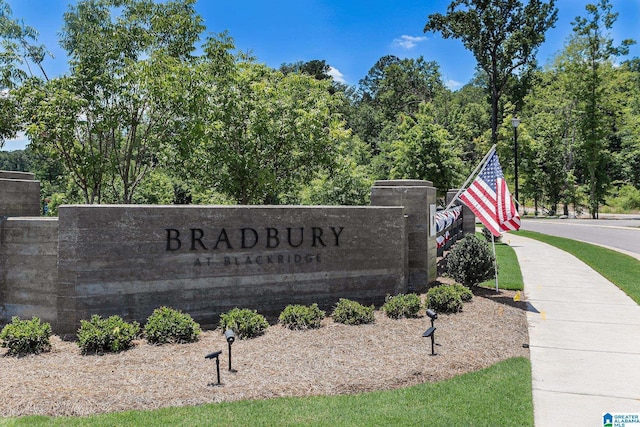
[520,214,640,257]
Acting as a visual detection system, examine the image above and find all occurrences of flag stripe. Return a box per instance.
[459,151,520,236]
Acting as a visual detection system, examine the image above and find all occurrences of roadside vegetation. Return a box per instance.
[479,236,525,291]
[1,1,639,217]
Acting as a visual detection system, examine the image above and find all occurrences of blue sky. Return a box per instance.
[3,0,640,151]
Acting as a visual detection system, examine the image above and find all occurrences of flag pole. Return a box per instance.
[491,233,499,292]
[445,144,497,210]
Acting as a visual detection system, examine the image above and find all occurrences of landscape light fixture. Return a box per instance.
[423,309,438,356]
[205,350,223,386]
[224,329,236,372]
[511,116,521,210]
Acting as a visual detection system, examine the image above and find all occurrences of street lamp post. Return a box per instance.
[511,117,521,211]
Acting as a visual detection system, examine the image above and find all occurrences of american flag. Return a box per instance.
[459,150,521,236]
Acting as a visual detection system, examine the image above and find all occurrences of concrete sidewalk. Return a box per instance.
[505,234,640,427]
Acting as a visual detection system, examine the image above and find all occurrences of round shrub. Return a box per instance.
[331,298,375,325]
[425,285,464,313]
[0,316,52,356]
[381,293,422,319]
[279,303,326,330]
[450,283,473,302]
[446,235,496,287]
[144,306,201,344]
[77,315,140,354]
[481,226,501,243]
[219,308,269,339]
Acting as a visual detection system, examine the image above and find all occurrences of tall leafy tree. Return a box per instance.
[522,65,579,215]
[424,0,558,143]
[279,59,331,80]
[374,102,463,192]
[351,55,444,152]
[185,35,349,205]
[20,0,205,204]
[568,0,635,217]
[0,0,48,144]
[618,59,640,188]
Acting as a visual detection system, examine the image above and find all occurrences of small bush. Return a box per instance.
[446,235,496,287]
[425,285,464,313]
[219,308,269,339]
[381,294,422,319]
[77,315,140,354]
[450,283,473,301]
[144,306,201,344]
[331,298,375,325]
[0,317,52,355]
[481,226,501,243]
[607,184,640,211]
[279,304,326,330]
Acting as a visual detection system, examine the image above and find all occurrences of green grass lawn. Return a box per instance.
[514,230,640,305]
[2,357,533,427]
[478,236,525,291]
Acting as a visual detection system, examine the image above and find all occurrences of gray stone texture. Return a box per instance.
[370,180,437,291]
[447,189,476,236]
[1,174,460,336]
[0,218,59,326]
[55,205,407,335]
[0,175,41,217]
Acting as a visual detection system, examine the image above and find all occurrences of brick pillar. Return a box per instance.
[446,189,476,236]
[371,180,437,292]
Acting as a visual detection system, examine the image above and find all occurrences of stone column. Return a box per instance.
[371,180,437,292]
[0,171,41,217]
[446,189,476,236]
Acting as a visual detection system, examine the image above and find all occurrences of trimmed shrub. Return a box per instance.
[481,226,501,243]
[219,308,269,339]
[77,315,140,354]
[425,285,464,313]
[331,298,375,325]
[0,317,52,356]
[450,283,473,302]
[279,303,326,330]
[381,293,422,319]
[144,306,201,344]
[446,235,496,287]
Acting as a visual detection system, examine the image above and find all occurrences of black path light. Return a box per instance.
[423,309,438,356]
[205,350,223,386]
[224,329,236,372]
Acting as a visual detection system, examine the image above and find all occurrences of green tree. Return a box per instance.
[522,67,577,215]
[375,102,463,192]
[20,0,204,204]
[186,36,349,205]
[279,59,331,80]
[424,0,558,144]
[568,0,635,217]
[299,135,374,206]
[618,59,640,188]
[350,55,445,154]
[431,77,491,171]
[0,0,48,144]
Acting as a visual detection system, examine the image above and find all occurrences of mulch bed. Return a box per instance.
[0,287,529,417]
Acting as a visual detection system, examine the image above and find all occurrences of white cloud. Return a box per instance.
[328,66,347,84]
[445,79,463,91]
[392,35,427,50]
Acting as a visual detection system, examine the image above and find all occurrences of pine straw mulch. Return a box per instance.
[0,286,529,418]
